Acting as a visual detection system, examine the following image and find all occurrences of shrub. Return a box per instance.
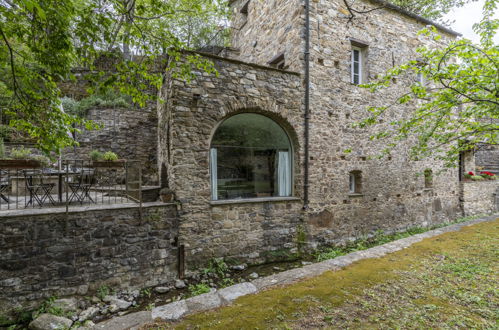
[202,258,229,278]
[188,283,210,297]
[62,91,133,118]
[89,150,103,161]
[0,139,5,159]
[102,151,119,161]
[479,171,496,180]
[60,96,82,117]
[31,155,51,167]
[470,175,484,181]
[96,285,111,300]
[10,147,31,159]
[0,125,15,141]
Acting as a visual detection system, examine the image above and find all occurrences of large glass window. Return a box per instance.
[210,113,292,201]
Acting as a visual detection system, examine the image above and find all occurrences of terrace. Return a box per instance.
[0,158,156,213]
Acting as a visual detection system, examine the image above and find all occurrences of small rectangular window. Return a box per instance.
[416,72,426,85]
[349,173,356,193]
[424,169,433,189]
[351,47,362,85]
[349,171,362,194]
[349,38,368,85]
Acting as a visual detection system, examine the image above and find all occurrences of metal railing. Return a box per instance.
[0,159,142,212]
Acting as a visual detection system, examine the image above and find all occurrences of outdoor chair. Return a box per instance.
[68,168,95,204]
[0,170,10,203]
[23,170,56,207]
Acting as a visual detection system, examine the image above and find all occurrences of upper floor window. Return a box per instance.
[416,72,426,85]
[424,169,433,189]
[415,58,427,84]
[349,170,362,194]
[210,113,292,201]
[351,47,363,85]
[350,38,368,85]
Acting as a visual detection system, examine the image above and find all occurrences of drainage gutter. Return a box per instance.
[303,0,311,210]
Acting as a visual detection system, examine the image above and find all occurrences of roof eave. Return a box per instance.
[228,0,462,37]
[363,0,461,36]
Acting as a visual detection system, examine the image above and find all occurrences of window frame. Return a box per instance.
[349,170,363,194]
[351,46,363,85]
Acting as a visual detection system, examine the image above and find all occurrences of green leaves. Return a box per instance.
[361,0,498,167]
[0,0,228,154]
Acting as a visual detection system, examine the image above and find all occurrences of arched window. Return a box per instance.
[210,113,292,201]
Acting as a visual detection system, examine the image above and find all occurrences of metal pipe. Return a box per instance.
[303,0,311,210]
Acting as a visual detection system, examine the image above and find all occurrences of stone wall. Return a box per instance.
[229,0,304,71]
[475,144,499,174]
[62,107,159,185]
[462,181,499,216]
[228,0,463,245]
[156,0,481,269]
[159,54,304,268]
[0,204,178,313]
[303,0,462,244]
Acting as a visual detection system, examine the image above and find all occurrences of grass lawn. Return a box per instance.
[145,218,498,329]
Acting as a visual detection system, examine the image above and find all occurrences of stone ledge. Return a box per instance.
[210,197,301,206]
[0,201,174,218]
[92,213,498,330]
[348,193,364,198]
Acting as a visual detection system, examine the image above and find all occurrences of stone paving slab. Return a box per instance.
[93,311,152,330]
[151,300,188,321]
[217,282,257,304]
[92,214,497,330]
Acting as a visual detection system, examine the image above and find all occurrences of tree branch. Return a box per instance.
[0,26,25,106]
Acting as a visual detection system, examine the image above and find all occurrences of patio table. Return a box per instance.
[42,168,80,202]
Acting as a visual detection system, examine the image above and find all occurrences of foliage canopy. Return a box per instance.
[360,0,498,166]
[0,0,226,154]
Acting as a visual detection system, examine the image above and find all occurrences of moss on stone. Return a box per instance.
[146,218,498,329]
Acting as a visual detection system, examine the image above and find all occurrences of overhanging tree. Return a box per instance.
[0,0,227,154]
[358,0,498,167]
[341,0,476,24]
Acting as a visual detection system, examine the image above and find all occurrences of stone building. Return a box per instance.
[158,0,484,269]
[1,0,498,314]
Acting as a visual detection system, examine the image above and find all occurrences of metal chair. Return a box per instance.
[0,170,10,203]
[68,168,95,204]
[23,170,56,207]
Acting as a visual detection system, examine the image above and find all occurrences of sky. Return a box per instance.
[444,0,499,43]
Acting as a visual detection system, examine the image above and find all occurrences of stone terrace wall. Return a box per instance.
[62,107,159,185]
[59,72,159,185]
[0,204,178,313]
[159,55,304,269]
[462,181,499,216]
[475,144,499,174]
